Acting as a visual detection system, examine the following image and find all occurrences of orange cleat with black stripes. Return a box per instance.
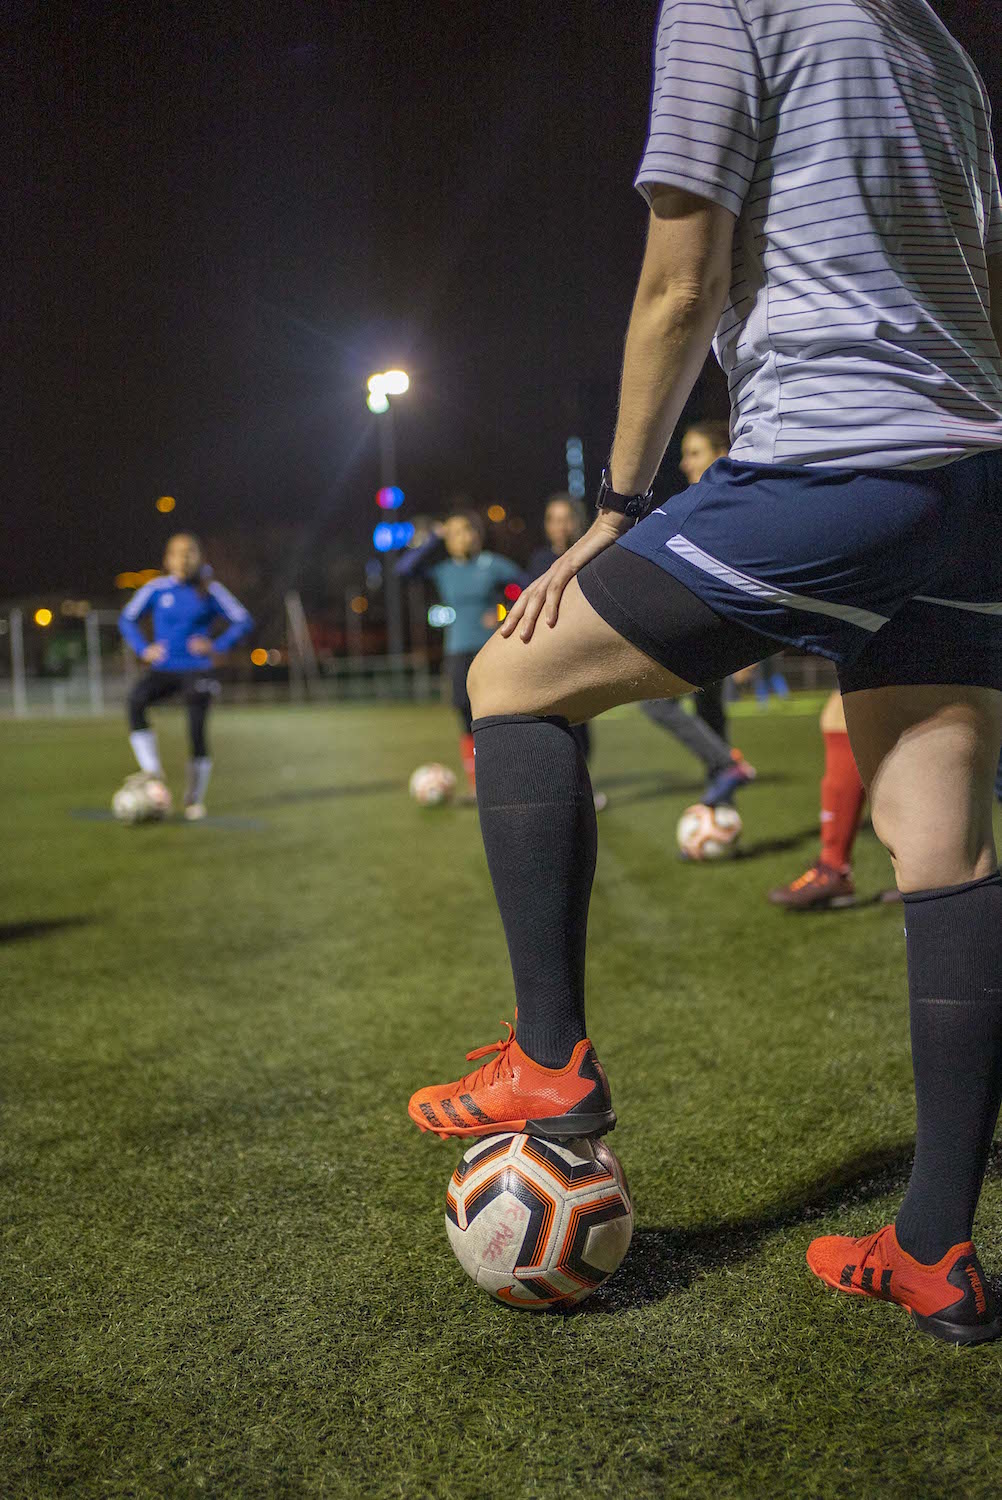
[408,1022,615,1141]
[806,1223,1001,1345]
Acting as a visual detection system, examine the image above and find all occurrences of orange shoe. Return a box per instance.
[408,1023,615,1141]
[806,1223,1001,1345]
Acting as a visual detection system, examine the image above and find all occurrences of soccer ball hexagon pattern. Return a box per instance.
[408,763,458,807]
[676,802,743,861]
[445,1132,633,1309]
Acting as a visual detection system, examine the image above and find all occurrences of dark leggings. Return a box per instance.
[128,670,216,758]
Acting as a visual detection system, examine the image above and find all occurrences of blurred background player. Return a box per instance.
[769,691,867,909]
[118,533,253,819]
[529,495,607,809]
[641,419,756,807]
[397,507,524,796]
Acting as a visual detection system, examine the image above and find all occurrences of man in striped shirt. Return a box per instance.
[408,1,1002,1342]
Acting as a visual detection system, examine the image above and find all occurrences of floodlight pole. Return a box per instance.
[379,406,406,685]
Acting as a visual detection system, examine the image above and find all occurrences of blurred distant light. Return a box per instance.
[156,495,176,514]
[34,608,53,627]
[367,373,385,395]
[496,603,508,622]
[367,389,390,414]
[503,583,522,602]
[373,522,414,552]
[568,468,586,499]
[381,369,409,396]
[138,569,160,583]
[267,649,282,665]
[349,595,369,615]
[376,485,405,510]
[508,517,526,534]
[115,572,138,589]
[250,648,268,666]
[565,436,584,464]
[487,504,506,523]
[365,559,384,587]
[428,605,457,628]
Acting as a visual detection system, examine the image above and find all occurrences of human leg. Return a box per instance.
[447,653,477,791]
[807,685,1002,1341]
[694,679,727,740]
[407,566,766,1137]
[184,679,216,813]
[127,672,176,774]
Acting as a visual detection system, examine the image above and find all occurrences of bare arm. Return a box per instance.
[502,185,735,641]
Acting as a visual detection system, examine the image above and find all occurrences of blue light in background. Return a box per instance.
[376,486,405,510]
[372,522,415,552]
[428,605,457,628]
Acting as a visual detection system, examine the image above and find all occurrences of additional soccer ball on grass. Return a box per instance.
[445,1133,633,1309]
[676,801,743,861]
[408,763,457,807]
[111,775,172,824]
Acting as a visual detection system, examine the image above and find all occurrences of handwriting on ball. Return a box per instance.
[483,1202,528,1261]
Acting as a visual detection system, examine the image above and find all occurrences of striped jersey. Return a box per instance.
[119,574,253,672]
[637,0,1002,468]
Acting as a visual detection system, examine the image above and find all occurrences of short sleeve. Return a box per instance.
[636,0,760,217]
[985,161,1002,256]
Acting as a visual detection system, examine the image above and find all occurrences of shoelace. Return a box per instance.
[790,865,822,891]
[852,1227,889,1276]
[461,1021,516,1091]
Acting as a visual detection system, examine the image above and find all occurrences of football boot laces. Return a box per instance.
[461,1021,516,1091]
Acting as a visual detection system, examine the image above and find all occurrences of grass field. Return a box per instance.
[4,699,1002,1499]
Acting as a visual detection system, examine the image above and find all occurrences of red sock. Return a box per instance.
[819,729,866,871]
[460,733,476,791]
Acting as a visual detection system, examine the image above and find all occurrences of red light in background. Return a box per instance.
[503,583,522,603]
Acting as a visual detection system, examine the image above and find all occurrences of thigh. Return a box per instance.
[469,576,700,723]
[448,653,476,713]
[130,671,179,710]
[842,685,1002,890]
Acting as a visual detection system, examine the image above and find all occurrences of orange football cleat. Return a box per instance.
[806,1223,1001,1345]
[408,1023,615,1141]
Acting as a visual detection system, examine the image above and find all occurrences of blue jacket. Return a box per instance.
[119,574,253,672]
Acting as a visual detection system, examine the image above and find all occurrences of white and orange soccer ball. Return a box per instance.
[445,1132,633,1310]
[408,763,457,807]
[676,801,743,861]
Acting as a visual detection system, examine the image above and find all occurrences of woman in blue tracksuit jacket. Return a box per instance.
[118,532,253,818]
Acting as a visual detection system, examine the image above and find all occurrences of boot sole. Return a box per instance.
[810,1266,1002,1345]
[409,1105,616,1143]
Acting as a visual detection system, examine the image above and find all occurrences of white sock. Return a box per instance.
[129,730,162,776]
[186,757,212,805]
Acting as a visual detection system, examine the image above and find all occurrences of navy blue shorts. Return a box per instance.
[579,449,1002,693]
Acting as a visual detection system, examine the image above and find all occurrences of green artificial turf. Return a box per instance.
[2,700,1002,1499]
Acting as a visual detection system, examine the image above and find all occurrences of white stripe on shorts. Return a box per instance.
[913,596,1002,616]
[665,534,890,633]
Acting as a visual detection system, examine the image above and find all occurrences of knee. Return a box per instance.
[871,800,995,892]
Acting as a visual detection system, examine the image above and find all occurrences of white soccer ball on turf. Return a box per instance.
[676,802,743,861]
[445,1132,633,1310]
[111,774,172,824]
[409,763,457,807]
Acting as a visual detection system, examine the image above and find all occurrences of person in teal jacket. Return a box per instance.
[398,508,525,793]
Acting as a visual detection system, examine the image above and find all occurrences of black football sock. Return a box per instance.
[894,871,1002,1263]
[472,714,596,1069]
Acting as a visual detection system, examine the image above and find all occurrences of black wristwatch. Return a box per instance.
[595,468,656,522]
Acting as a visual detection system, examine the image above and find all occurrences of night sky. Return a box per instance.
[7,1,998,602]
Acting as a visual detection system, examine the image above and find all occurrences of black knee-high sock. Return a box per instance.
[472,714,596,1068]
[894,871,1002,1263]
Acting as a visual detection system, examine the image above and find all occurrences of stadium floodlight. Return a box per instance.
[367,389,390,414]
[380,369,409,396]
